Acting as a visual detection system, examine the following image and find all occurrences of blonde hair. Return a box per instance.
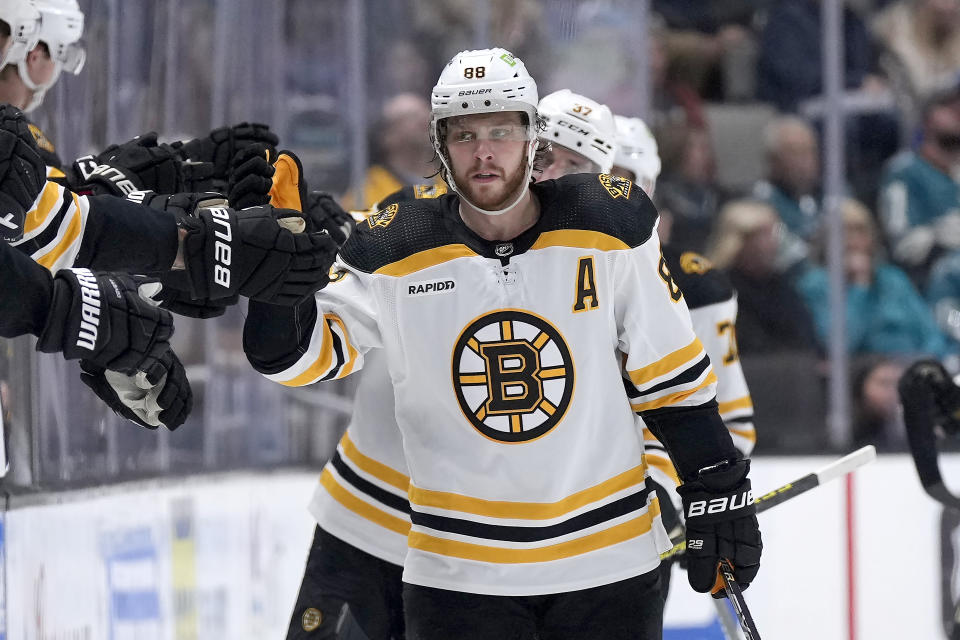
[706,200,779,270]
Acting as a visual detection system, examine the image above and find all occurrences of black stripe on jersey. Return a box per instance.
[644,442,668,455]
[726,416,755,424]
[16,189,71,256]
[633,354,711,398]
[319,318,347,381]
[409,485,652,543]
[623,375,641,400]
[330,451,411,515]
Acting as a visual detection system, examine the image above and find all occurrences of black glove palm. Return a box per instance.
[79,351,192,431]
[677,458,762,598]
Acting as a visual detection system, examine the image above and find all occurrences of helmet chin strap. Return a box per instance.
[446,138,538,217]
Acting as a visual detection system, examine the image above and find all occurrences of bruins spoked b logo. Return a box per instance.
[452,310,575,443]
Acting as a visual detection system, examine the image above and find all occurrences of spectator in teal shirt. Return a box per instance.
[797,198,951,358]
[878,90,960,284]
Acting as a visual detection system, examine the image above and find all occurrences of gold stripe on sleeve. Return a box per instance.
[627,338,704,387]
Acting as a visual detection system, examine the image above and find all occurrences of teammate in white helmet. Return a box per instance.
[537,88,617,179]
[245,47,761,639]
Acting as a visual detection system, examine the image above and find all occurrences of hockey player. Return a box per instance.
[0,0,84,166]
[244,48,761,639]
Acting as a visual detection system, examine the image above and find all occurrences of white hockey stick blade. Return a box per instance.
[814,445,876,485]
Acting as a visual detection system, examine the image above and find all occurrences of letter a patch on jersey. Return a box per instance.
[572,256,599,313]
[451,310,574,443]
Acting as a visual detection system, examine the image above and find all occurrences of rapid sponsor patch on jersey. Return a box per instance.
[413,183,448,199]
[452,309,574,443]
[408,278,456,296]
[366,203,399,229]
[680,251,713,275]
[598,173,632,200]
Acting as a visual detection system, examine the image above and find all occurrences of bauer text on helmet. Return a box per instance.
[537,89,617,179]
[431,48,539,216]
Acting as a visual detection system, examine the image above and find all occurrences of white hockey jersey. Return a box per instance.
[11,168,89,272]
[263,174,723,596]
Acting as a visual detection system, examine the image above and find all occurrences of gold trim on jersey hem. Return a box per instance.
[530,229,630,252]
[374,244,476,277]
[718,395,753,415]
[35,193,81,270]
[629,370,717,413]
[407,499,661,564]
[278,314,356,387]
[320,468,411,536]
[627,338,704,387]
[408,464,646,520]
[340,432,410,492]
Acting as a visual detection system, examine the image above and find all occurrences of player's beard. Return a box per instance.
[455,158,528,212]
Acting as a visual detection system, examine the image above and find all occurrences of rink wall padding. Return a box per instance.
[0,458,952,639]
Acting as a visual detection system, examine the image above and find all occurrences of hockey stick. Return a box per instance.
[719,559,761,640]
[661,445,877,559]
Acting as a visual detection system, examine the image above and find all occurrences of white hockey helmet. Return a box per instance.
[0,0,85,111]
[538,89,617,174]
[430,47,539,216]
[613,115,661,197]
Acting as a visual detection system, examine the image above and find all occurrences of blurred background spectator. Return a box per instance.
[879,89,960,284]
[655,123,726,252]
[707,200,819,355]
[752,116,824,273]
[341,93,441,210]
[796,198,952,357]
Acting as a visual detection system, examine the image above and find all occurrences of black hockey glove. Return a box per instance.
[36,268,176,379]
[67,132,191,197]
[174,122,279,188]
[179,204,340,305]
[677,458,761,598]
[0,106,47,241]
[125,190,239,317]
[79,351,193,431]
[307,191,355,246]
[227,144,275,210]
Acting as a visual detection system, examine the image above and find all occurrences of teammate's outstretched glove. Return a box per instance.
[307,191,355,246]
[227,144,275,210]
[79,351,192,431]
[36,268,176,379]
[174,122,279,187]
[67,132,192,197]
[677,458,762,598]
[179,204,339,305]
[0,105,46,241]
